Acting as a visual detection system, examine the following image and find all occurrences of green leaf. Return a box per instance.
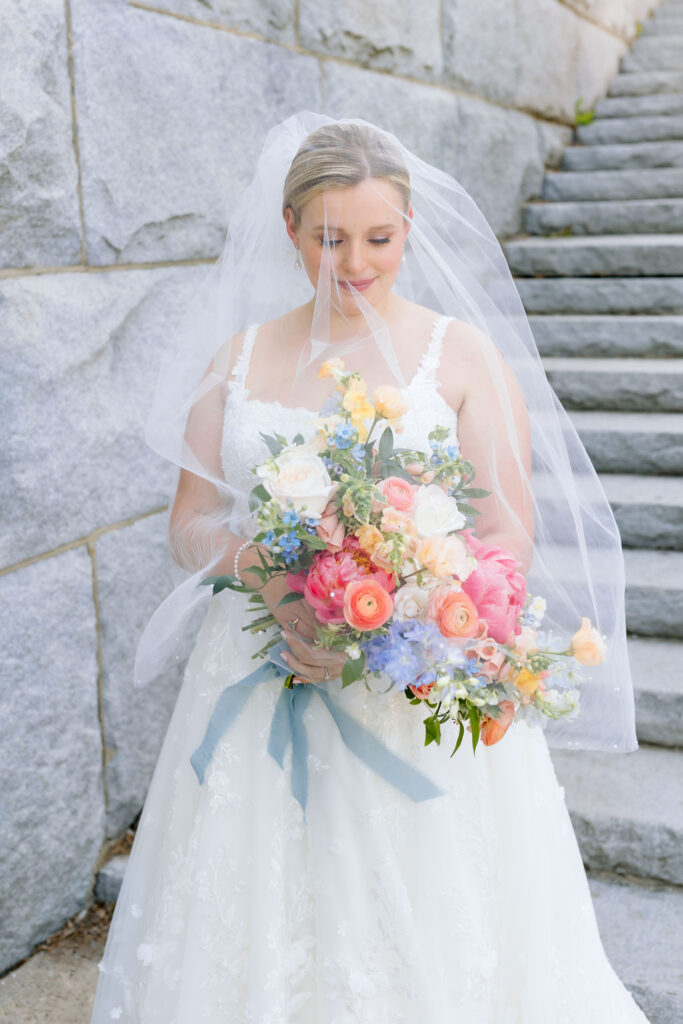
[341,654,365,687]
[248,483,271,512]
[259,432,283,456]
[378,426,394,460]
[277,591,304,607]
[423,715,441,746]
[457,502,481,518]
[381,460,415,483]
[451,721,465,757]
[469,706,480,753]
[460,487,490,499]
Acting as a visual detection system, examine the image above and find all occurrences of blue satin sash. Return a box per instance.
[190,638,446,824]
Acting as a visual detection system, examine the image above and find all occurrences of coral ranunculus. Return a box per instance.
[344,577,394,631]
[460,528,527,644]
[427,585,479,639]
[481,700,515,746]
[377,475,417,513]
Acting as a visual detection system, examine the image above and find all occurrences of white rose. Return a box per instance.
[413,484,466,537]
[393,583,430,621]
[256,445,335,517]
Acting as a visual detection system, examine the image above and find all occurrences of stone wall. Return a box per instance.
[0,0,659,975]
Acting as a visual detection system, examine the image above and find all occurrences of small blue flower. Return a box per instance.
[351,443,366,463]
[446,444,459,458]
[262,529,276,547]
[282,509,300,526]
[305,516,320,527]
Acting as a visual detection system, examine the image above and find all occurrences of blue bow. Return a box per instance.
[190,638,446,823]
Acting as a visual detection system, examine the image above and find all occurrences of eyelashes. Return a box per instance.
[319,238,391,247]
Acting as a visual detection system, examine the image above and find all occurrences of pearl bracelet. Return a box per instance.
[233,540,251,583]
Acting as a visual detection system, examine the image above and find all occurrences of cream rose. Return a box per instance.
[256,444,335,517]
[393,583,430,621]
[413,484,466,538]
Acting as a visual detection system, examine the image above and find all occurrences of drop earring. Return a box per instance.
[294,248,302,271]
[401,247,406,263]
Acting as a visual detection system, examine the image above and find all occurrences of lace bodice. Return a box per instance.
[221,314,459,536]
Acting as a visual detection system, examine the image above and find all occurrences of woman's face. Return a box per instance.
[284,178,412,316]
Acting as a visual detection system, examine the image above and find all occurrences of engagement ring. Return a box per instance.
[287,617,300,631]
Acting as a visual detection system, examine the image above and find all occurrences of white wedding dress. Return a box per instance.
[90,315,649,1024]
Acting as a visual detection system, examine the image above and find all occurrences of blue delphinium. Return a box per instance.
[382,638,424,690]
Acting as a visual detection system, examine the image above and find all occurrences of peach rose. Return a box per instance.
[369,540,395,572]
[356,523,384,555]
[427,585,479,640]
[570,617,606,666]
[377,476,417,513]
[315,496,345,553]
[343,577,394,631]
[380,507,418,537]
[481,700,515,747]
[416,534,473,579]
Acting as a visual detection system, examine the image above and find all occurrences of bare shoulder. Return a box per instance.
[439,317,521,409]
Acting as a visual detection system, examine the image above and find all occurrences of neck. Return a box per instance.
[305,291,403,342]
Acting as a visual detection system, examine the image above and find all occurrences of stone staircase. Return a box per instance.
[502,2,683,1020]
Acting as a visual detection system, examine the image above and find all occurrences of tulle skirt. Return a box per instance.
[90,589,649,1023]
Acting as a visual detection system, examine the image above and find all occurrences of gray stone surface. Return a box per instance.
[577,114,683,144]
[642,15,683,33]
[506,234,683,277]
[525,197,683,235]
[69,0,319,264]
[517,276,683,314]
[608,70,683,95]
[561,0,660,38]
[569,409,683,475]
[94,854,129,903]
[0,265,201,570]
[551,744,683,884]
[0,548,104,975]
[96,514,202,837]
[529,314,683,357]
[624,547,683,637]
[545,168,683,201]
[623,37,683,73]
[320,63,559,237]
[595,92,683,118]
[601,472,683,549]
[300,0,442,78]
[627,636,683,746]
[543,356,683,411]
[149,0,295,42]
[442,0,625,123]
[589,875,683,1024]
[563,140,683,170]
[0,0,81,269]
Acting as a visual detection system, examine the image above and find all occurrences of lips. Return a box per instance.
[338,278,376,291]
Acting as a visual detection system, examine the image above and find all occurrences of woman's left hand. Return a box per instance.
[280,629,348,684]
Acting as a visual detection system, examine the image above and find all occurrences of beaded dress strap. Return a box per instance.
[228,322,260,392]
[415,314,453,385]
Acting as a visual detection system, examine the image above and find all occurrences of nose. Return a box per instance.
[342,239,367,278]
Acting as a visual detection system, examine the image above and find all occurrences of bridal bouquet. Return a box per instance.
[202,358,606,755]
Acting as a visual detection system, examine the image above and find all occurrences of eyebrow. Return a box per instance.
[312,223,398,232]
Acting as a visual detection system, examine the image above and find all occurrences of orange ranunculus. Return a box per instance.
[355,523,384,555]
[481,700,515,747]
[408,680,435,700]
[427,586,479,639]
[570,617,606,666]
[343,577,394,631]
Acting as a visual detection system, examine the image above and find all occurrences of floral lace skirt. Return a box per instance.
[90,590,649,1024]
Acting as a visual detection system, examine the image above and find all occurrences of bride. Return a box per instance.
[89,113,649,1023]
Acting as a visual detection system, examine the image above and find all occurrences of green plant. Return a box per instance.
[574,98,596,126]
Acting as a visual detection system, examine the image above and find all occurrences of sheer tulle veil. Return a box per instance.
[133,110,637,755]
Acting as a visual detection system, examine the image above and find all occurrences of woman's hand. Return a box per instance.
[259,568,348,685]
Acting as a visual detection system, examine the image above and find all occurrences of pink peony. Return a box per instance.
[286,535,395,625]
[459,528,527,644]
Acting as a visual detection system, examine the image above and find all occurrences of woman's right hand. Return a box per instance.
[260,571,319,641]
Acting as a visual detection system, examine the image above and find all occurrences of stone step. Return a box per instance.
[524,198,683,236]
[576,115,683,145]
[550,744,683,885]
[544,168,683,201]
[601,473,683,551]
[517,277,683,314]
[628,635,683,747]
[624,547,683,637]
[530,314,683,358]
[623,41,683,73]
[543,356,683,411]
[568,410,683,475]
[505,235,683,277]
[562,140,683,171]
[595,92,683,118]
[608,70,683,96]
[642,15,683,35]
[588,874,683,1024]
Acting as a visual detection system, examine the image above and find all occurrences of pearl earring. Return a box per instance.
[294,248,302,271]
[401,248,406,264]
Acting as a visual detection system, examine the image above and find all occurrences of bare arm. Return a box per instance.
[441,323,534,572]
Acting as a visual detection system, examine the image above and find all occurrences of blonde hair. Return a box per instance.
[282,123,411,226]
